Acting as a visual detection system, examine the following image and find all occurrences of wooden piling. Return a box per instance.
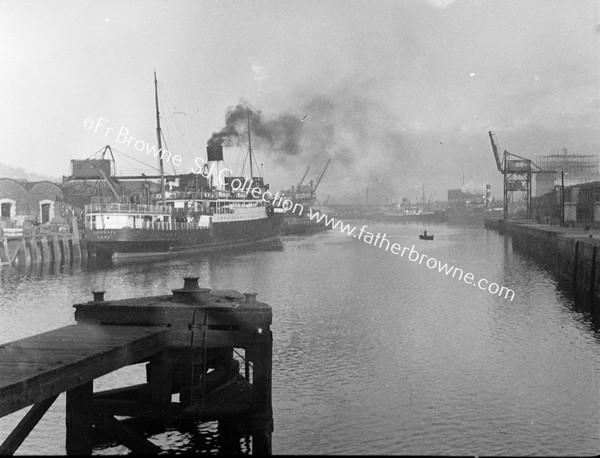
[71,218,82,260]
[31,237,41,264]
[591,245,599,317]
[51,236,61,264]
[40,236,50,262]
[0,237,9,266]
[62,236,71,262]
[80,239,88,263]
[573,240,580,289]
[24,238,33,264]
[9,242,21,266]
[22,237,31,269]
[1,233,86,268]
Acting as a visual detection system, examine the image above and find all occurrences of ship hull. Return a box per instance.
[281,218,330,236]
[83,213,283,259]
[280,209,330,236]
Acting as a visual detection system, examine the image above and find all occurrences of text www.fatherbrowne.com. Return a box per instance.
[306,208,515,301]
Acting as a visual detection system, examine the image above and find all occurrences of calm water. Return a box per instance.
[0,222,598,455]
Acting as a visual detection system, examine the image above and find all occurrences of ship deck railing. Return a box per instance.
[85,221,210,231]
[167,193,268,203]
[85,203,172,215]
[140,221,209,230]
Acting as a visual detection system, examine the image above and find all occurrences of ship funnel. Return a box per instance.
[172,277,211,304]
[207,146,223,162]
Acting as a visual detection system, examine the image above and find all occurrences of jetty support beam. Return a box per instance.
[92,414,161,455]
[66,382,93,455]
[0,395,59,456]
[251,328,273,455]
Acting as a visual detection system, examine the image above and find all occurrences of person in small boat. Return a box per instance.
[423,230,427,236]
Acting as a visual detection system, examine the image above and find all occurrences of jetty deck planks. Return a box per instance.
[0,324,169,418]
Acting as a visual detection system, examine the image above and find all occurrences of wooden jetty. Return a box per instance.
[0,219,88,269]
[0,277,273,455]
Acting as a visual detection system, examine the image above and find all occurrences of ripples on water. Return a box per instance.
[0,223,598,455]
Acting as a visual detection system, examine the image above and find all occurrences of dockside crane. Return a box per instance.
[68,144,122,203]
[295,167,310,195]
[488,131,545,220]
[313,159,331,195]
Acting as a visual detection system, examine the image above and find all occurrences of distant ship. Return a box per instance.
[446,206,503,224]
[381,206,447,223]
[81,74,283,259]
[382,183,447,223]
[446,185,503,224]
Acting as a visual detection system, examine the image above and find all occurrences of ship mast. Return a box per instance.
[247,109,254,179]
[154,70,165,205]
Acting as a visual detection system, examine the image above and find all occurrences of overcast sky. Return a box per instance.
[0,0,598,203]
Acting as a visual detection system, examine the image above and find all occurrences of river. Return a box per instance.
[0,222,598,455]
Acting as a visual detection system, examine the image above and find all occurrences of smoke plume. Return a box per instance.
[207,102,303,156]
[208,81,422,204]
[460,181,487,196]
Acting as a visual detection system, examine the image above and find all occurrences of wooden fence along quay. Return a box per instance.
[0,277,273,455]
[0,219,86,269]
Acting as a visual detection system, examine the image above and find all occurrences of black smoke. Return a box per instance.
[207,102,303,156]
[208,81,421,204]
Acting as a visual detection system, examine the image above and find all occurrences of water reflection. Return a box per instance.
[0,225,598,455]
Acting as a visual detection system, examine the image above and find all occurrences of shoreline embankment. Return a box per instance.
[485,218,600,315]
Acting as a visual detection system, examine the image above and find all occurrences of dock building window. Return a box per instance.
[0,199,16,220]
[39,200,54,223]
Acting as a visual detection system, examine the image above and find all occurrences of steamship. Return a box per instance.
[81,74,283,260]
[382,182,446,223]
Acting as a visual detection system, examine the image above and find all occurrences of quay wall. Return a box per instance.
[485,218,600,309]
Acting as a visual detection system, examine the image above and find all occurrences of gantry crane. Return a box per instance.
[488,131,545,220]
